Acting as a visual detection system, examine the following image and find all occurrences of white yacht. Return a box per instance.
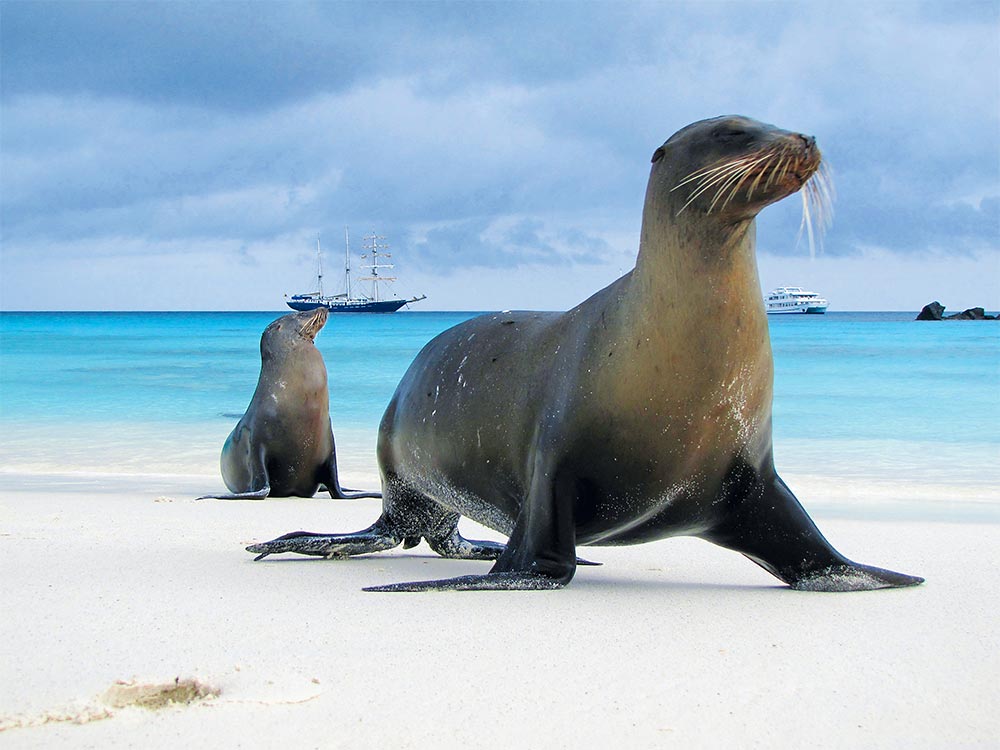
[765,286,829,314]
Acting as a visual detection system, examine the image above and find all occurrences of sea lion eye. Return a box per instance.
[651,146,665,163]
[714,125,749,141]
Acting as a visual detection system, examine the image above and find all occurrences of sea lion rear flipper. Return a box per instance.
[319,457,382,500]
[423,528,600,566]
[198,433,273,500]
[246,517,402,561]
[329,486,382,500]
[422,519,506,561]
[365,457,579,592]
[363,572,566,592]
[195,486,271,501]
[704,470,924,592]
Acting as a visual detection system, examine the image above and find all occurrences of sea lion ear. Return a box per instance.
[651,146,665,163]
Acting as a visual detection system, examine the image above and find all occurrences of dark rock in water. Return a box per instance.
[967,308,992,320]
[944,307,996,320]
[917,302,997,321]
[916,301,944,320]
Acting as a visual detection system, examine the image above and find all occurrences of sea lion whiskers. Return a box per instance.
[811,161,836,226]
[671,151,766,191]
[715,156,774,212]
[675,154,771,214]
[804,181,828,236]
[777,152,794,182]
[763,151,789,190]
[677,166,749,214]
[797,163,835,258]
[674,160,757,207]
[800,188,817,259]
[677,136,832,252]
[746,158,771,201]
[708,143,791,213]
[297,308,328,341]
[745,148,789,201]
[709,163,758,213]
[734,139,832,258]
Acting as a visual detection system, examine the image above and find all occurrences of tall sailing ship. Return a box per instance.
[286,230,426,313]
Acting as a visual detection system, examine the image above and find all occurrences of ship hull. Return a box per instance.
[766,305,828,315]
[286,298,411,313]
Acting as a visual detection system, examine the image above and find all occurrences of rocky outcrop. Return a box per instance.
[916,302,997,320]
[916,301,945,320]
[946,307,994,320]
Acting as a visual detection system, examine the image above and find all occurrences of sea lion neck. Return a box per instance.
[260,334,313,372]
[629,205,763,329]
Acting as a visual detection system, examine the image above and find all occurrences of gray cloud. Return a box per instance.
[2,2,401,108]
[0,2,682,109]
[406,215,612,270]
[1,1,997,310]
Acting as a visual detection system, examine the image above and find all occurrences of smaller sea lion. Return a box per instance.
[197,308,380,500]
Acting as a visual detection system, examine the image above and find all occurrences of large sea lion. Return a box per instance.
[198,308,379,500]
[247,116,923,593]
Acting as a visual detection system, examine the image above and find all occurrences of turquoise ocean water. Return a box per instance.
[1,311,998,517]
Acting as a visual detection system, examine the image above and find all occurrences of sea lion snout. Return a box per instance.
[664,116,827,218]
[297,307,328,341]
[782,132,821,182]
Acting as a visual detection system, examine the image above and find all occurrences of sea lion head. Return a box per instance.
[650,115,825,222]
[260,308,328,362]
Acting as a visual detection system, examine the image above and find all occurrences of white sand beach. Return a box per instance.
[1,470,997,749]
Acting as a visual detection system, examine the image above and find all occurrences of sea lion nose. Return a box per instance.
[798,134,816,149]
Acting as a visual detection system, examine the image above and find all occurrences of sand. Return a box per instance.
[1,471,997,749]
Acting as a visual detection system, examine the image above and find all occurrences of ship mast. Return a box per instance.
[316,236,324,298]
[360,231,396,302]
[344,227,352,300]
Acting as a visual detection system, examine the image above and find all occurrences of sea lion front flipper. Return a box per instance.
[246,517,403,561]
[786,562,924,592]
[704,470,924,592]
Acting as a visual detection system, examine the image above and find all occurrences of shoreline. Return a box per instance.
[3,466,997,524]
[1,474,997,747]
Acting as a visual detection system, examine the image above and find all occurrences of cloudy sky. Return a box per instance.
[2,1,997,311]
